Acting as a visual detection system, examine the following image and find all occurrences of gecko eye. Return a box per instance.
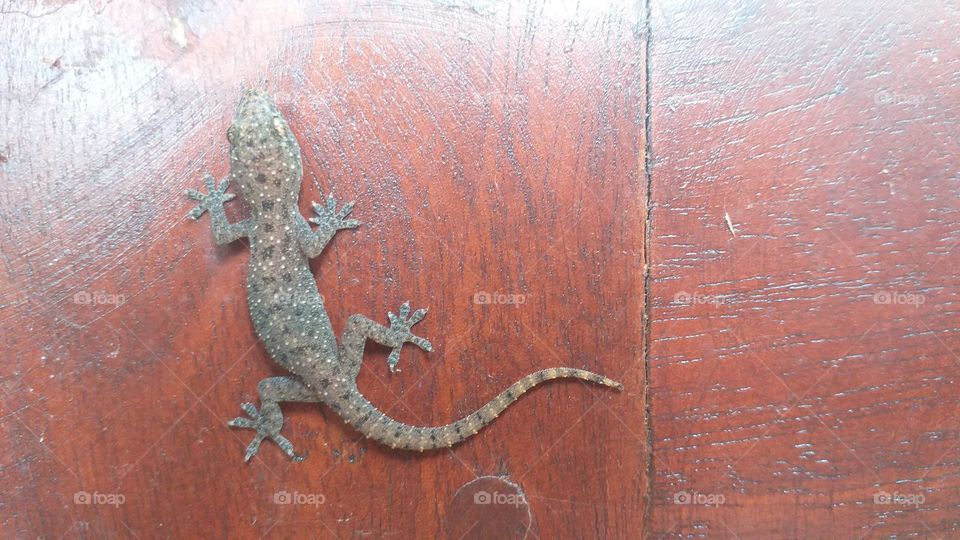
[226,125,237,144]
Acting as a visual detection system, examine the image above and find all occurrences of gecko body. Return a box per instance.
[186,89,622,461]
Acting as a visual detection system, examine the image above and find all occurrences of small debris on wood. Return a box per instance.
[725,211,737,237]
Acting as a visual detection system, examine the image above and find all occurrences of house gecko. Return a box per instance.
[186,89,623,461]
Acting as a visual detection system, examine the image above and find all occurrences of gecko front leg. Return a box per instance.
[227,376,321,462]
[297,192,360,258]
[185,173,252,244]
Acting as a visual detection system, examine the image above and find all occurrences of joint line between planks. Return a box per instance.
[641,0,655,535]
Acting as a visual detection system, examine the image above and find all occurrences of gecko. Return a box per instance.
[186,89,623,461]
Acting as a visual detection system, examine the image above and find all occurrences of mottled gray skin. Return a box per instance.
[186,89,623,461]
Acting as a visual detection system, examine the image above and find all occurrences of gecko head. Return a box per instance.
[226,89,303,209]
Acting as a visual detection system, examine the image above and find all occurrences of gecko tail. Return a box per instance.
[329,368,623,451]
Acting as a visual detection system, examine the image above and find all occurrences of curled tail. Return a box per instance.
[329,368,623,451]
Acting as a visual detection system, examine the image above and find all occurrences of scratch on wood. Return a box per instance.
[725,211,737,237]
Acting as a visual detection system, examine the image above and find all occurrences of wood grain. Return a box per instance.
[648,0,960,537]
[10,0,956,537]
[0,1,645,538]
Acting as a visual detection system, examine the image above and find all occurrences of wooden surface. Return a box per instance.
[3,0,960,538]
[0,1,644,539]
[648,0,960,538]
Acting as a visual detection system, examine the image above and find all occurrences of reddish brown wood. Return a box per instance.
[446,476,531,540]
[13,0,955,537]
[0,1,644,538]
[649,0,960,538]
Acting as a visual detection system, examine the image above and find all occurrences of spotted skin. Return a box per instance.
[186,89,623,461]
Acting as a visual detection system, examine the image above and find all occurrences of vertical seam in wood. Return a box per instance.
[641,0,655,535]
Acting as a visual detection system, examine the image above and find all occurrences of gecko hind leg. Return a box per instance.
[227,376,320,462]
[339,302,432,377]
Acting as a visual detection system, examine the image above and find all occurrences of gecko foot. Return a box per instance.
[309,193,361,234]
[227,402,303,462]
[386,301,433,373]
[185,173,235,219]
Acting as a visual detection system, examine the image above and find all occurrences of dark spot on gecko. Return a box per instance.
[262,222,273,232]
[537,372,547,381]
[261,200,274,211]
[256,173,267,184]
